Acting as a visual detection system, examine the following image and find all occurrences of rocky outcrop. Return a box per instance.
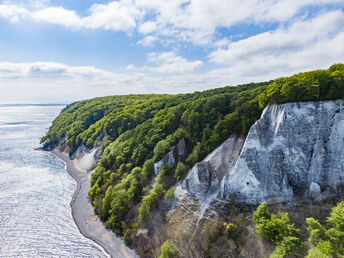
[183,100,344,206]
[70,145,101,172]
[154,138,189,175]
[183,135,245,200]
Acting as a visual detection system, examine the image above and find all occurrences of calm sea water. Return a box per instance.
[0,105,106,257]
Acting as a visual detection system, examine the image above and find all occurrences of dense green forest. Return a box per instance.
[41,64,344,243]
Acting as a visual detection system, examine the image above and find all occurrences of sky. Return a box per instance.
[0,0,343,103]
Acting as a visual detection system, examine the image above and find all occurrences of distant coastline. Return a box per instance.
[0,104,66,107]
[49,148,137,258]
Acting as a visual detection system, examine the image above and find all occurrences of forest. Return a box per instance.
[41,64,344,254]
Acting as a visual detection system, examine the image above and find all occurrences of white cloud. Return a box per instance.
[0,2,343,103]
[0,0,343,44]
[0,1,143,32]
[134,0,344,45]
[82,1,143,32]
[137,35,157,46]
[33,7,81,28]
[137,52,204,73]
[2,0,50,8]
[0,62,115,79]
[139,21,157,34]
[0,4,28,23]
[0,49,343,104]
[209,10,344,64]
[126,64,136,70]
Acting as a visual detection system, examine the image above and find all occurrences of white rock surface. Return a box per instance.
[183,135,245,200]
[77,148,98,172]
[183,100,344,205]
[71,145,99,172]
[309,182,321,201]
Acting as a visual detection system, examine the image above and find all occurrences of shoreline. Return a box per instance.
[50,149,138,258]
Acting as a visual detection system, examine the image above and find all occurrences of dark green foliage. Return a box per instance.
[159,240,179,258]
[42,64,344,239]
[102,185,112,220]
[186,142,202,166]
[155,164,172,185]
[174,162,186,181]
[254,203,303,257]
[306,201,344,257]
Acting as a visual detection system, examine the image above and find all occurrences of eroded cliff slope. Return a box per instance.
[182,99,344,206]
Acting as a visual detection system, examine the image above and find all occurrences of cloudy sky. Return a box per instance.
[0,0,343,103]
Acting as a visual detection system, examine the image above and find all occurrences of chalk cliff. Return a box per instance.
[182,100,344,205]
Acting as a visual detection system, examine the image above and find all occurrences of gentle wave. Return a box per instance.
[0,105,107,257]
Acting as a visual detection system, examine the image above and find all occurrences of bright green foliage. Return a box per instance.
[306,218,327,246]
[159,240,179,258]
[253,202,271,224]
[270,236,304,258]
[109,188,130,232]
[174,162,186,181]
[102,185,113,220]
[258,64,344,108]
[254,203,303,257]
[328,201,344,232]
[306,201,344,257]
[41,64,344,238]
[186,142,202,166]
[155,164,171,185]
[138,184,165,223]
[307,246,331,258]
[89,179,101,202]
[141,159,154,181]
[164,187,175,200]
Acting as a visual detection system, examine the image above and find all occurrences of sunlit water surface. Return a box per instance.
[0,105,106,257]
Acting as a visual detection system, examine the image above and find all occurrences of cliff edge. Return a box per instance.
[183,99,344,206]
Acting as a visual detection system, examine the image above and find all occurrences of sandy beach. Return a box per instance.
[51,149,138,258]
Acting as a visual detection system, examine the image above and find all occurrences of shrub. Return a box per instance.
[174,162,186,181]
[306,201,344,257]
[102,185,113,220]
[138,184,165,223]
[141,159,154,181]
[164,187,175,200]
[155,164,171,184]
[186,142,202,166]
[253,203,303,257]
[159,240,179,258]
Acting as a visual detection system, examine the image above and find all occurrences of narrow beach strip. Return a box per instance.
[50,149,138,258]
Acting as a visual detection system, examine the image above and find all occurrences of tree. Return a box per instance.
[138,184,165,223]
[306,201,344,257]
[141,159,154,181]
[159,240,179,258]
[174,162,186,181]
[102,185,113,220]
[253,203,303,257]
[155,164,171,184]
[186,142,202,166]
[164,187,175,200]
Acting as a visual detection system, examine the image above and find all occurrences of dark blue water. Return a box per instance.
[0,105,106,257]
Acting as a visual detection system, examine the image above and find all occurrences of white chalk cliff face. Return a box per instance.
[183,135,245,201]
[183,100,344,205]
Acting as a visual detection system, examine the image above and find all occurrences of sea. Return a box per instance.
[0,104,107,257]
